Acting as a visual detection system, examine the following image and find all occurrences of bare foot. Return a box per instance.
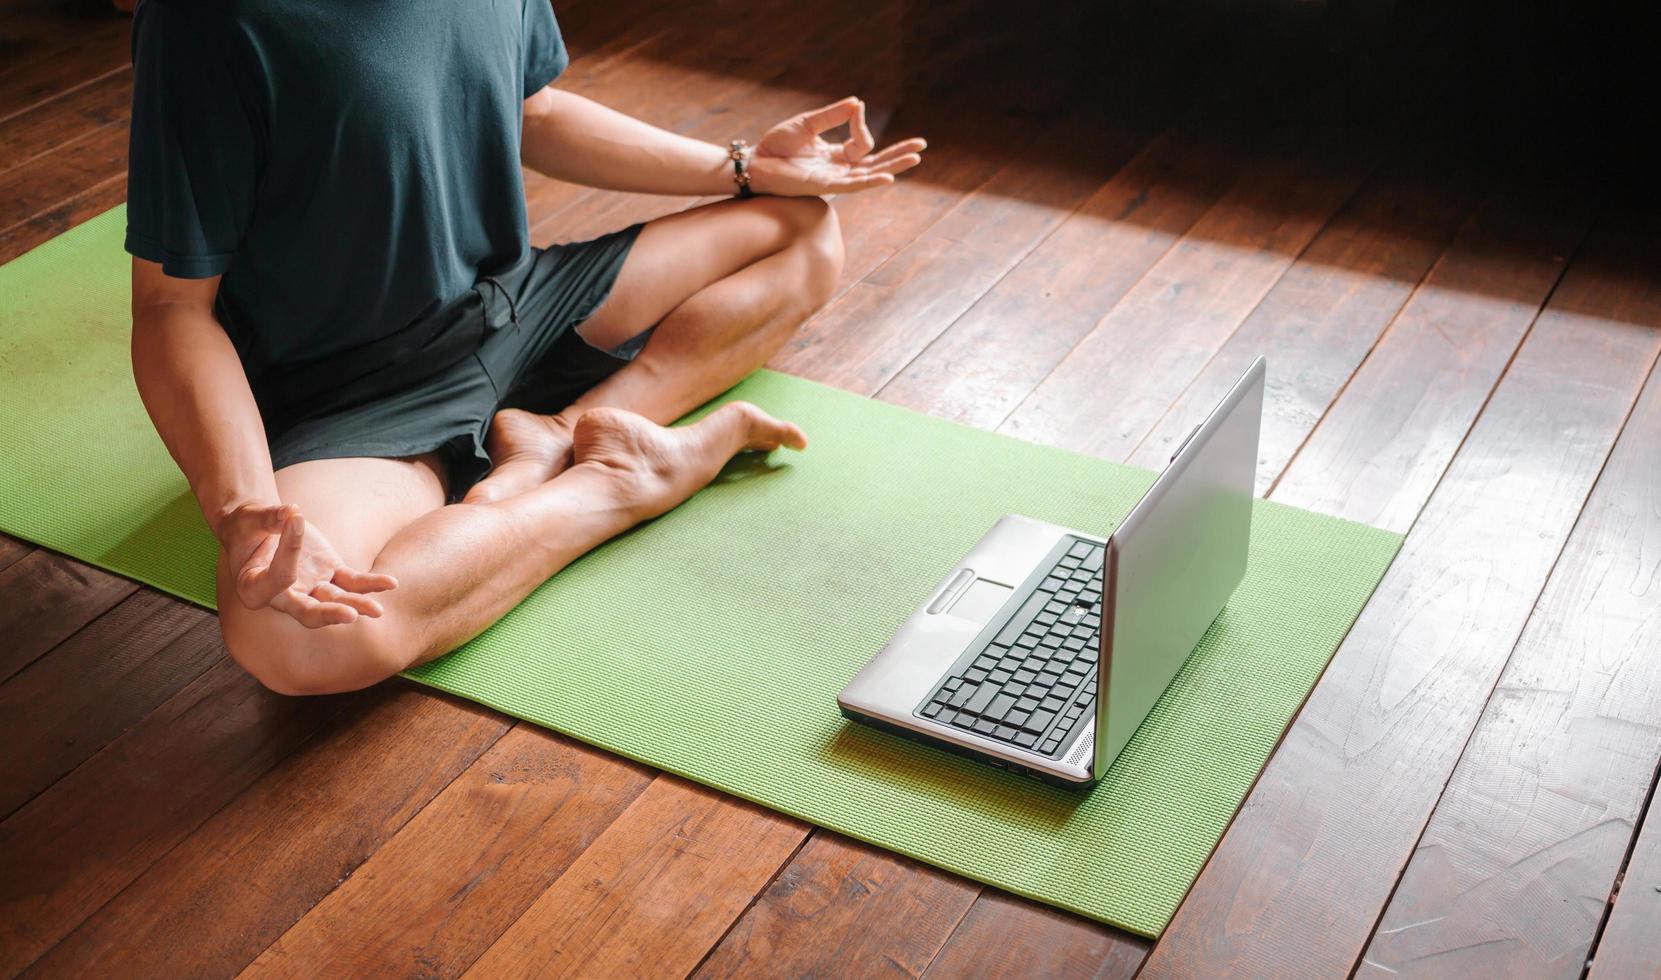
[465,408,575,505]
[569,403,807,521]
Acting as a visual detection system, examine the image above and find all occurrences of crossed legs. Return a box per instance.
[218,196,842,695]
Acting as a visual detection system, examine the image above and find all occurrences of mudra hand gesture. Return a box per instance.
[747,96,926,197]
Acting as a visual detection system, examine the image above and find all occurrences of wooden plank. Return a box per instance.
[922,891,1148,980]
[1357,350,1661,975]
[242,725,653,979]
[0,659,349,976]
[772,110,1148,394]
[0,550,136,684]
[0,534,31,574]
[0,170,124,264]
[463,777,808,979]
[875,126,1235,428]
[0,117,125,231]
[814,103,1048,306]
[21,684,510,978]
[1589,773,1661,979]
[1141,215,1661,978]
[0,590,217,820]
[1271,184,1594,531]
[0,67,128,173]
[0,18,129,126]
[999,136,1376,457]
[1124,151,1472,483]
[692,833,980,978]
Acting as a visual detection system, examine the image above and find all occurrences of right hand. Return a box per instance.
[218,503,398,628]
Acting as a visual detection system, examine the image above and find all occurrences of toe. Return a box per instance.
[726,402,807,452]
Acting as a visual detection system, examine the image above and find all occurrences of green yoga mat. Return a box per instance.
[0,207,1400,937]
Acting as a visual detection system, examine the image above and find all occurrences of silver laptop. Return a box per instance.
[837,357,1265,786]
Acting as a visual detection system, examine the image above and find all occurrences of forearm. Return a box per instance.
[521,88,734,196]
[131,303,280,538]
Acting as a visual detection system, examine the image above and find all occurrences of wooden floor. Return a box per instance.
[4,1,1660,976]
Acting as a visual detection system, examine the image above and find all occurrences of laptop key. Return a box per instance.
[987,693,1016,720]
[1015,731,1039,747]
[995,588,1052,645]
[973,717,997,734]
[1024,709,1057,733]
[995,725,1018,740]
[964,684,997,715]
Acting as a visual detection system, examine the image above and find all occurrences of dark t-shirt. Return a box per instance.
[124,0,567,374]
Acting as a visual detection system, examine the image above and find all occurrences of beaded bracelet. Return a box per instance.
[728,139,754,198]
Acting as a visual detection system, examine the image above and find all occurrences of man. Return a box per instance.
[126,0,925,695]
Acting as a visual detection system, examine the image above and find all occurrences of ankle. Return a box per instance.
[564,459,662,524]
[546,412,578,439]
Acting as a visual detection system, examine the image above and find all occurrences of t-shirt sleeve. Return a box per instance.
[521,0,569,97]
[124,1,262,279]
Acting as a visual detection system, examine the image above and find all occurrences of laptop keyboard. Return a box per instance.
[917,539,1103,757]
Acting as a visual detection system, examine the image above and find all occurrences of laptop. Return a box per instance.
[837,357,1265,786]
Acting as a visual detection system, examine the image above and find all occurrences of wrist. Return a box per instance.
[206,495,278,542]
[727,139,755,198]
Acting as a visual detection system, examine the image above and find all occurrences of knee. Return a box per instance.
[221,611,406,696]
[771,196,843,308]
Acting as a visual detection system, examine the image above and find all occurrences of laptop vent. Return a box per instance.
[1064,729,1095,767]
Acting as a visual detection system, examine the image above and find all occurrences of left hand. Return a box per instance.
[748,97,926,197]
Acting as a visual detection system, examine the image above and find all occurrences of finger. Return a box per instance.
[843,98,875,163]
[331,566,399,594]
[237,562,274,609]
[314,581,385,618]
[853,153,923,178]
[827,173,896,194]
[273,587,359,629]
[797,96,859,134]
[258,503,298,533]
[268,511,306,590]
[235,535,284,608]
[857,138,928,168]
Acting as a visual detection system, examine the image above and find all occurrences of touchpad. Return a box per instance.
[947,578,1014,624]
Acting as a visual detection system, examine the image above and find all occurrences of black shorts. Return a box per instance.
[257,223,645,502]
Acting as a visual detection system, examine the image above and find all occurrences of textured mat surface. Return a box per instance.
[0,207,1401,936]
